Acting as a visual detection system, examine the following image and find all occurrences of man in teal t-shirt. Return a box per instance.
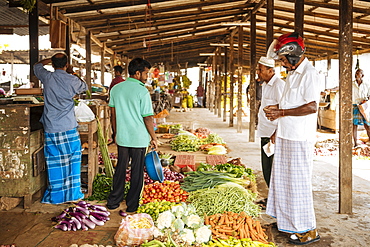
[107,58,158,211]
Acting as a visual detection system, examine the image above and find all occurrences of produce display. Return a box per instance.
[187,182,260,217]
[197,163,256,182]
[181,171,251,192]
[137,201,178,221]
[170,131,225,152]
[141,181,189,204]
[142,203,212,246]
[204,237,276,247]
[60,125,277,247]
[52,201,110,231]
[205,211,269,243]
[86,173,113,201]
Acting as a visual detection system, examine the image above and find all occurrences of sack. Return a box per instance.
[74,101,95,122]
[358,100,370,122]
[114,213,155,247]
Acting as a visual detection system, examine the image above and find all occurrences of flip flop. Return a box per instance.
[289,229,320,245]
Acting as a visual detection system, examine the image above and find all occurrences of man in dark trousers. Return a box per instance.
[107,58,158,212]
[256,57,284,188]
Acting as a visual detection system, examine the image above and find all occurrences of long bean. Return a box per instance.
[187,182,261,217]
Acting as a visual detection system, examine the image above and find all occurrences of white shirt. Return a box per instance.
[257,74,285,138]
[277,58,321,142]
[352,80,370,104]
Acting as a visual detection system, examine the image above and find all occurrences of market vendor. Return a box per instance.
[352,68,370,147]
[33,53,88,204]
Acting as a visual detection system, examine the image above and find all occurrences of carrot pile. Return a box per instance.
[205,211,269,244]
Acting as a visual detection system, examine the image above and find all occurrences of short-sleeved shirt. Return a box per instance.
[277,58,321,142]
[34,63,87,133]
[257,74,285,138]
[109,77,154,147]
[352,80,370,104]
[109,76,125,91]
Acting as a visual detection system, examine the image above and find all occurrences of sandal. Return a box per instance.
[289,229,320,245]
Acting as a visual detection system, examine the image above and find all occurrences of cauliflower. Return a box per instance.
[171,204,185,218]
[184,214,202,228]
[171,218,185,232]
[153,227,164,238]
[156,211,175,229]
[179,228,195,245]
[195,226,212,243]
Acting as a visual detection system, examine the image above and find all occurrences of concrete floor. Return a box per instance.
[1,107,369,247]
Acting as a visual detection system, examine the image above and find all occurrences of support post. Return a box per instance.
[338,0,353,214]
[294,0,304,37]
[29,0,39,88]
[101,43,106,86]
[266,0,274,51]
[229,35,235,127]
[237,26,243,133]
[223,46,228,122]
[86,31,92,93]
[249,12,257,142]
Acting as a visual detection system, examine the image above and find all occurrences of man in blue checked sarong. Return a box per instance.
[34,53,88,204]
[352,68,370,147]
[264,32,322,245]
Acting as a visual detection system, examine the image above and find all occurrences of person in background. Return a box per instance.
[33,53,87,204]
[0,87,5,97]
[256,56,285,188]
[109,65,125,91]
[196,84,204,107]
[352,68,370,146]
[247,78,263,126]
[107,58,158,212]
[264,32,321,245]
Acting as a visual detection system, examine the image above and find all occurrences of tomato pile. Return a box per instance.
[141,181,189,204]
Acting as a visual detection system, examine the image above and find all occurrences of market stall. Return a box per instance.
[58,124,277,247]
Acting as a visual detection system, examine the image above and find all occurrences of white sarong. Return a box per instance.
[266,137,316,233]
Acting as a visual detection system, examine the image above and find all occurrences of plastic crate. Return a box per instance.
[174,155,196,171]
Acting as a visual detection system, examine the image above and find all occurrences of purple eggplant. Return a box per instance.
[90,212,107,222]
[76,200,87,207]
[76,206,90,215]
[119,210,128,217]
[89,215,105,226]
[91,210,110,217]
[54,223,68,231]
[92,205,108,212]
[82,218,96,229]
[70,217,81,230]
[57,210,68,219]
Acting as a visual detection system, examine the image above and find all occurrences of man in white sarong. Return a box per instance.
[264,32,321,245]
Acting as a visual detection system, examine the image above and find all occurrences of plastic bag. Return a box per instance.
[74,101,95,122]
[114,213,155,247]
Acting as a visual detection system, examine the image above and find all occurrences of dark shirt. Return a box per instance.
[109,76,125,91]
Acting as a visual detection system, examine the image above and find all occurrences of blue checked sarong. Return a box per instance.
[266,137,316,233]
[42,128,84,204]
[353,104,370,126]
